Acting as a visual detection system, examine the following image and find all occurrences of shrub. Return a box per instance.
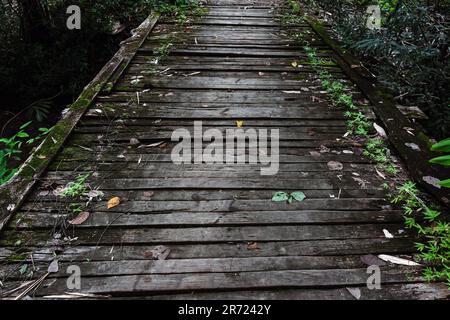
[312,0,450,140]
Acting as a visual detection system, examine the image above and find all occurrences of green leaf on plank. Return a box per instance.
[272,192,289,202]
[290,191,306,202]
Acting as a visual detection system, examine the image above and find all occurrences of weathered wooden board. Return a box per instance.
[0,0,446,300]
[0,238,416,262]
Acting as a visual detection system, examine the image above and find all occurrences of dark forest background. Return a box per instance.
[0,1,190,129]
[0,0,196,183]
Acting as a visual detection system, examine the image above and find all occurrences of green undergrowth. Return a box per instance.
[302,43,397,175]
[391,182,449,285]
[282,0,449,286]
[0,122,52,185]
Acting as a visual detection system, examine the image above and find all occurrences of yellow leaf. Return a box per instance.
[236,120,244,128]
[107,197,121,209]
[291,61,298,68]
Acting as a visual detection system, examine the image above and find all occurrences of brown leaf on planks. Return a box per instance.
[247,242,259,250]
[143,191,154,199]
[327,161,343,171]
[143,245,171,260]
[360,254,387,266]
[107,197,121,209]
[68,211,90,225]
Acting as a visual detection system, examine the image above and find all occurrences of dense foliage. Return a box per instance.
[310,0,450,140]
[285,0,450,287]
[0,0,195,123]
[0,0,199,184]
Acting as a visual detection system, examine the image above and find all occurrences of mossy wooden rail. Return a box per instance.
[305,15,450,207]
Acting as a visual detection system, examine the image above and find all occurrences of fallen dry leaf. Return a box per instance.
[236,120,244,128]
[373,123,387,138]
[327,161,343,171]
[352,177,368,188]
[319,145,330,153]
[48,260,59,273]
[311,96,324,103]
[282,90,302,94]
[352,147,363,155]
[405,142,420,151]
[346,287,361,300]
[143,245,171,260]
[375,168,386,180]
[129,138,140,146]
[247,242,259,250]
[383,229,394,239]
[107,197,121,209]
[378,254,420,266]
[68,211,90,225]
[137,141,165,149]
[422,176,441,189]
[360,254,387,266]
[143,191,155,198]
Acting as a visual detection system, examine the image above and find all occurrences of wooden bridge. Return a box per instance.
[0,0,448,299]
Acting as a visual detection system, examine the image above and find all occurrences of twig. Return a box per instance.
[14,272,49,300]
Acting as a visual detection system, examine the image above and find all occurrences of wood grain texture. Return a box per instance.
[0,0,447,300]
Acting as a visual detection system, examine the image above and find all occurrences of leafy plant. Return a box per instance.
[429,137,450,188]
[391,181,450,286]
[60,173,91,198]
[272,191,306,203]
[0,122,51,184]
[309,0,450,139]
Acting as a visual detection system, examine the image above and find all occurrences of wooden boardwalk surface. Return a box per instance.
[0,0,448,299]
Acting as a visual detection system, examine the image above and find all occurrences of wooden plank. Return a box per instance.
[30,177,382,191]
[95,89,356,104]
[1,223,406,246]
[140,46,328,58]
[0,238,416,262]
[118,283,450,300]
[79,118,348,127]
[11,209,404,229]
[42,169,375,180]
[29,188,386,202]
[22,198,390,213]
[0,256,368,279]
[30,268,421,295]
[52,153,374,164]
[84,105,369,120]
